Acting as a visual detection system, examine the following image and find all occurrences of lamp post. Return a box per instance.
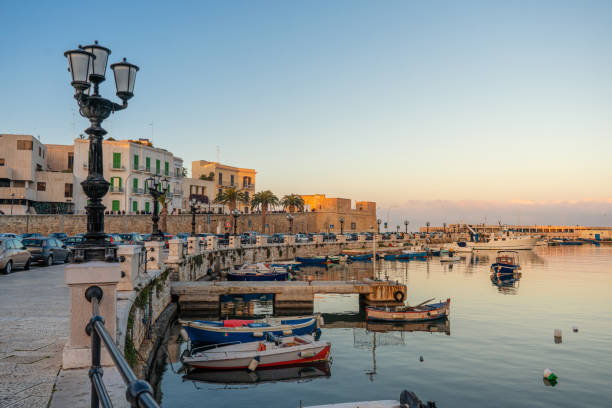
[404,220,409,234]
[232,208,240,236]
[339,216,344,235]
[377,219,381,234]
[426,221,430,234]
[396,225,400,233]
[443,222,447,234]
[146,175,168,241]
[286,214,294,234]
[190,198,200,236]
[10,193,15,215]
[64,41,139,262]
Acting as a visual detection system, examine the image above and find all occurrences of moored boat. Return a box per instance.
[440,255,460,262]
[490,251,521,276]
[181,334,331,370]
[366,299,450,322]
[227,262,290,281]
[181,316,320,344]
[468,235,537,250]
[296,256,329,265]
[401,250,427,259]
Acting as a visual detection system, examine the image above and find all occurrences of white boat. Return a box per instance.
[468,235,538,250]
[442,242,473,253]
[440,255,460,262]
[304,390,434,408]
[182,335,331,370]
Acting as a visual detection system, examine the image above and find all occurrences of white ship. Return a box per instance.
[467,235,538,250]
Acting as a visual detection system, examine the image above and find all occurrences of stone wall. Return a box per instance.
[0,210,376,235]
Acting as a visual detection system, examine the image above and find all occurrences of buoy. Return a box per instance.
[179,328,189,342]
[572,326,578,333]
[419,356,424,362]
[554,329,562,343]
[543,368,558,385]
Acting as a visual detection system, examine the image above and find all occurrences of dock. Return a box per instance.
[171,280,407,312]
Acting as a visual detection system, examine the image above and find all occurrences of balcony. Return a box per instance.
[109,186,124,194]
[132,187,144,195]
[172,189,182,197]
[111,165,126,172]
[134,166,144,173]
[144,166,152,174]
[242,184,255,190]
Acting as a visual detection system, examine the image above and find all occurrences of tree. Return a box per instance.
[251,190,280,233]
[199,172,215,181]
[214,187,249,212]
[281,194,305,213]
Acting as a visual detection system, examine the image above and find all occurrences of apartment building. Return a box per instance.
[181,177,225,213]
[0,134,75,214]
[191,160,256,213]
[69,138,184,214]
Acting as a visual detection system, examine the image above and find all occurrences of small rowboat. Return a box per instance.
[401,250,427,259]
[366,299,450,322]
[181,316,320,344]
[227,262,290,281]
[296,256,329,265]
[490,251,521,276]
[181,335,331,370]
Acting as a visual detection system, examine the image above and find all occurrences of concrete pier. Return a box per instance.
[171,280,407,312]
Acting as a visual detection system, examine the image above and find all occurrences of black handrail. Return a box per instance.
[85,285,160,408]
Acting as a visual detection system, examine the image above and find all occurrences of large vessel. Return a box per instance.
[468,235,538,250]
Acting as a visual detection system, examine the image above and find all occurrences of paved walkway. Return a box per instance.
[0,264,69,408]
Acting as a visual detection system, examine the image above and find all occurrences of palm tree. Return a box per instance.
[281,194,305,213]
[214,188,249,212]
[251,190,280,233]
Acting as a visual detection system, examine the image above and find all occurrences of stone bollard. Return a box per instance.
[336,234,346,243]
[358,233,366,242]
[117,245,142,292]
[62,262,121,369]
[145,240,164,271]
[187,237,200,255]
[256,235,266,246]
[229,235,241,248]
[285,235,296,245]
[206,235,218,250]
[167,239,184,264]
[375,234,383,242]
[314,234,324,244]
[390,233,397,241]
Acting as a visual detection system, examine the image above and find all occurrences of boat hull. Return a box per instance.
[296,257,329,265]
[469,236,538,250]
[366,299,450,322]
[227,271,289,281]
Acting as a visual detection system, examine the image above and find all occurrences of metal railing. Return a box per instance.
[85,286,159,408]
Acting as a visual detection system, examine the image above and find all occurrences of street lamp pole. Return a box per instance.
[10,193,14,215]
[404,220,409,234]
[146,175,167,241]
[426,221,430,234]
[190,198,200,237]
[377,219,381,234]
[232,209,240,236]
[339,217,344,235]
[64,41,139,262]
[286,214,294,234]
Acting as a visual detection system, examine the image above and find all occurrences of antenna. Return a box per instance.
[149,122,154,144]
[216,145,220,163]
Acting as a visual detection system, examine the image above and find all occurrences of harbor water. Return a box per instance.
[155,245,612,407]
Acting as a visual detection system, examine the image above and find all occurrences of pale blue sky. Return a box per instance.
[2,1,611,226]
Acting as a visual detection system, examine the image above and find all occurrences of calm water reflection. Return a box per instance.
[158,246,612,407]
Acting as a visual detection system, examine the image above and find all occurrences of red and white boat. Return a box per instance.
[366,299,451,322]
[181,335,331,370]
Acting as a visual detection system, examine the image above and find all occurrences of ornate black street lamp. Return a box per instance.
[146,175,168,241]
[426,221,430,234]
[377,219,381,233]
[443,222,447,234]
[339,216,344,235]
[190,198,201,236]
[286,214,294,234]
[232,209,240,236]
[404,220,409,234]
[396,225,400,233]
[64,41,139,262]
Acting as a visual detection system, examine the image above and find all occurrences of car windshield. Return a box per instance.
[22,239,42,246]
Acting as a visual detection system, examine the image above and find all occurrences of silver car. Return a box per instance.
[0,238,31,274]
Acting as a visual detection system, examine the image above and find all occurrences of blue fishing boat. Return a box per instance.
[181,316,320,344]
[227,270,289,281]
[383,254,398,260]
[348,253,373,262]
[402,250,427,259]
[490,251,521,276]
[296,256,329,266]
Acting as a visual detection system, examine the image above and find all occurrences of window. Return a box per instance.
[351,222,357,230]
[230,175,234,186]
[13,181,25,188]
[0,179,10,187]
[134,154,139,170]
[146,157,151,171]
[39,146,42,156]
[156,159,160,174]
[0,158,4,166]
[112,153,121,169]
[218,188,222,196]
[164,161,169,176]
[218,173,223,185]
[64,183,73,198]
[112,200,120,212]
[37,182,46,191]
[145,202,150,212]
[67,152,74,170]
[132,201,138,212]
[133,178,138,191]
[17,140,33,150]
[244,191,249,201]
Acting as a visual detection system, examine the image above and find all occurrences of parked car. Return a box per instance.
[271,233,285,244]
[215,234,230,246]
[105,234,125,245]
[0,237,31,273]
[118,233,145,246]
[295,233,310,243]
[0,233,20,239]
[20,233,43,240]
[21,238,72,265]
[64,236,85,251]
[48,232,68,241]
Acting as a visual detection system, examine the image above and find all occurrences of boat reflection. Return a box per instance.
[366,318,450,335]
[490,272,522,295]
[182,362,331,386]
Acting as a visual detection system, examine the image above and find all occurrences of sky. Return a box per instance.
[1,0,612,227]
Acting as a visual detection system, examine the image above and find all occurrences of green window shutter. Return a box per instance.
[113,153,121,169]
[144,180,148,191]
[134,154,139,170]
[133,178,138,190]
[164,162,169,176]
[112,200,120,211]
[145,202,150,212]
[132,201,138,212]
[146,157,150,171]
[156,159,160,174]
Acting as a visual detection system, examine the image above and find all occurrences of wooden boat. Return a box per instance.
[305,390,436,408]
[181,316,320,344]
[366,299,450,322]
[401,250,427,259]
[296,256,329,266]
[490,251,521,276]
[182,361,331,385]
[348,253,373,262]
[181,335,331,370]
[227,263,290,281]
[366,318,450,335]
[327,255,348,264]
[440,255,460,262]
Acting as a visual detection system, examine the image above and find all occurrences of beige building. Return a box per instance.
[299,194,377,233]
[0,134,74,214]
[181,177,224,213]
[191,160,256,213]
